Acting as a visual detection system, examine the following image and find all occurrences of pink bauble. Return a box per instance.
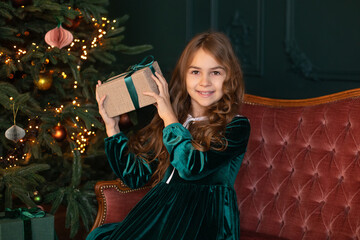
[45,25,73,49]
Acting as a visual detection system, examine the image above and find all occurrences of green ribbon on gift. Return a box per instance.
[3,207,45,240]
[5,207,45,220]
[122,55,157,110]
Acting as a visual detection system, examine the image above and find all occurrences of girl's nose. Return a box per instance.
[199,75,211,86]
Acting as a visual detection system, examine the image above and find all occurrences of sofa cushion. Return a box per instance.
[237,93,360,239]
[241,229,288,240]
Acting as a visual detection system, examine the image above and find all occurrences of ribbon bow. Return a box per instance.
[126,55,155,73]
[106,55,156,110]
[4,207,45,220]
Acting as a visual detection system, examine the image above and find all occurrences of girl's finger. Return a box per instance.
[154,72,170,96]
[155,72,167,85]
[151,74,163,90]
[96,90,100,102]
[151,76,165,96]
[96,80,102,101]
[143,91,159,99]
[99,95,106,107]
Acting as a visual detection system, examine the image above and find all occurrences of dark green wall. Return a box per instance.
[108,0,360,99]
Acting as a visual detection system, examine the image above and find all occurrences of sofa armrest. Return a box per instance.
[91,179,151,232]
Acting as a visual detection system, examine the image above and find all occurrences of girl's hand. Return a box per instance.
[96,80,120,136]
[143,72,178,127]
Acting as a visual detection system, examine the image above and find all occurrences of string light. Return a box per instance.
[67,13,116,59]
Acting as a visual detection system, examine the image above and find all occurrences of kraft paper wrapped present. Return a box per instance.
[0,208,55,240]
[96,56,161,117]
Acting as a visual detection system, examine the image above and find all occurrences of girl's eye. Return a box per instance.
[191,70,200,75]
[212,71,221,76]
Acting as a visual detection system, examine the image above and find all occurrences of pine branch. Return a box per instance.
[0,26,19,41]
[74,0,108,22]
[42,132,62,156]
[114,14,129,26]
[70,141,81,187]
[0,2,13,19]
[77,193,95,231]
[89,49,116,64]
[27,142,41,159]
[66,192,80,238]
[45,187,65,214]
[1,164,50,209]
[0,82,41,114]
[104,26,125,38]
[113,44,153,55]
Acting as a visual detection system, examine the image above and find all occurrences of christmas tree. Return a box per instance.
[0,0,152,238]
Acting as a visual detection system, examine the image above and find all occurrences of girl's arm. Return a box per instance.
[105,132,156,189]
[163,116,250,180]
[97,81,155,189]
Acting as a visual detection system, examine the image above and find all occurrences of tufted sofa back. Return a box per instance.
[236,89,360,240]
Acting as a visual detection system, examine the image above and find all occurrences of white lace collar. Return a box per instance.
[182,114,207,129]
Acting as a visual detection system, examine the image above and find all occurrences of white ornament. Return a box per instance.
[5,125,25,142]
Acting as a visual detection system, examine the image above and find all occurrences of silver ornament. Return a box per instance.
[5,125,25,142]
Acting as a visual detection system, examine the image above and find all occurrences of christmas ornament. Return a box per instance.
[52,125,67,142]
[11,0,33,8]
[45,25,73,49]
[5,125,25,142]
[34,195,42,202]
[5,104,25,142]
[33,191,42,203]
[63,16,82,30]
[34,71,53,90]
[119,113,133,129]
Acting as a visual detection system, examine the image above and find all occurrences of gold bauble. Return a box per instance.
[52,125,67,142]
[34,72,53,90]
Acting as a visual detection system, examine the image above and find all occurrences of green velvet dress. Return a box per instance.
[87,116,250,240]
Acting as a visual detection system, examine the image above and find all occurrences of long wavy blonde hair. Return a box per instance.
[128,31,244,185]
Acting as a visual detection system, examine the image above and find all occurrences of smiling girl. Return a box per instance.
[88,31,250,240]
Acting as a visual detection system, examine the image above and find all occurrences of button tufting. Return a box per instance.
[339,176,344,183]
[345,206,350,213]
[280,220,285,228]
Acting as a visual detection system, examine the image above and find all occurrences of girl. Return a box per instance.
[87,31,250,240]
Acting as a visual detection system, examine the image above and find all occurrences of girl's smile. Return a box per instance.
[196,90,215,97]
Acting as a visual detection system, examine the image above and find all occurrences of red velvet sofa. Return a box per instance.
[91,88,360,240]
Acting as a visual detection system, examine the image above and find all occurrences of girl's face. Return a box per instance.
[186,48,226,117]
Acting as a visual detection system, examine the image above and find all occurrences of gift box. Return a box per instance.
[96,56,161,117]
[0,209,54,240]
